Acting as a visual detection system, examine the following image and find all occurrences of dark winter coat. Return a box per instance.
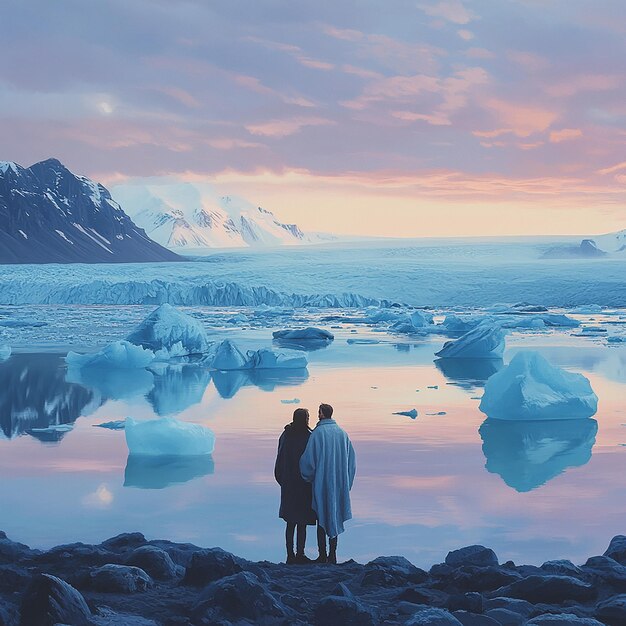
[274,423,317,525]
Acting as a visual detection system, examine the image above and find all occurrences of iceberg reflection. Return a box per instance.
[124,454,215,489]
[147,363,212,416]
[435,357,503,390]
[66,366,154,401]
[0,353,101,441]
[479,417,598,492]
[212,368,309,399]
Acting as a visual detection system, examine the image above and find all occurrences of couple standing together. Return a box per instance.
[274,403,356,565]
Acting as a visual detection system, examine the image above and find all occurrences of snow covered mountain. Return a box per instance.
[112,183,333,250]
[0,159,181,264]
[591,229,626,253]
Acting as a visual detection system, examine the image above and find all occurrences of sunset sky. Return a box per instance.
[1,0,625,237]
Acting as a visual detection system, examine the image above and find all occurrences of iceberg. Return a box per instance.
[435,324,506,359]
[125,417,215,456]
[441,314,486,333]
[479,417,598,492]
[205,340,249,371]
[393,409,418,419]
[66,340,155,369]
[126,304,211,357]
[245,347,307,369]
[479,351,598,420]
[272,327,334,350]
[0,345,11,361]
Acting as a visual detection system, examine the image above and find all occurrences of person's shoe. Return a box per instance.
[328,550,337,565]
[286,551,296,565]
[295,552,314,565]
[314,553,328,564]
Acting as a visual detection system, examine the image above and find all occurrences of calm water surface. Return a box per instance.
[0,317,624,568]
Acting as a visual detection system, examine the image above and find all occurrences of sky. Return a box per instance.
[1,0,625,237]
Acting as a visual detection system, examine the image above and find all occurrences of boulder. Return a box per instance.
[0,564,31,593]
[362,556,428,587]
[605,536,626,565]
[492,575,596,604]
[483,597,533,617]
[406,607,464,625]
[398,587,449,607]
[19,573,91,626]
[314,596,376,626]
[90,607,159,625]
[192,571,287,624]
[582,555,626,589]
[99,532,147,553]
[540,560,583,578]
[452,612,500,626]
[484,608,525,625]
[126,546,183,580]
[90,564,152,593]
[445,545,499,568]
[0,532,33,562]
[446,592,483,613]
[595,594,626,625]
[526,615,604,625]
[434,566,520,593]
[183,548,242,586]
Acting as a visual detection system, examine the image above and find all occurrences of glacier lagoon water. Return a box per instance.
[0,303,625,568]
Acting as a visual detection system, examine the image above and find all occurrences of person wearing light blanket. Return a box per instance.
[300,403,356,564]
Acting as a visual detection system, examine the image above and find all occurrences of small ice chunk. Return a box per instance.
[281,398,301,405]
[246,347,308,369]
[273,327,334,343]
[501,317,546,329]
[205,340,249,370]
[0,345,11,361]
[479,351,598,420]
[427,385,439,389]
[426,411,447,416]
[607,336,625,343]
[228,313,249,324]
[441,314,486,333]
[66,340,154,369]
[347,338,381,344]
[435,324,505,359]
[393,409,418,419]
[126,304,211,357]
[94,420,126,430]
[125,417,215,456]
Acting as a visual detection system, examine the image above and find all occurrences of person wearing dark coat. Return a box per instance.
[274,408,317,564]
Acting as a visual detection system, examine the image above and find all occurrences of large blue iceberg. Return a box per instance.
[435,324,506,359]
[479,351,598,420]
[125,417,215,456]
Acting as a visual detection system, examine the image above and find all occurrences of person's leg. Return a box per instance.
[285,522,296,564]
[316,523,328,563]
[294,524,312,563]
[328,536,338,564]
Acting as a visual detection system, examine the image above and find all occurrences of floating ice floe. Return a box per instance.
[66,340,155,369]
[281,398,301,405]
[125,417,215,456]
[126,303,211,358]
[441,314,486,333]
[0,345,11,361]
[390,310,434,334]
[273,327,334,350]
[479,351,598,420]
[94,420,126,430]
[246,347,308,370]
[435,324,506,360]
[607,336,625,344]
[393,409,418,419]
[347,338,382,345]
[204,340,249,371]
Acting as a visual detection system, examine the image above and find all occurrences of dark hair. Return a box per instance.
[319,403,334,419]
[292,408,310,428]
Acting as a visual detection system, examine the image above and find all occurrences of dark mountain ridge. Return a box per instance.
[0,158,181,264]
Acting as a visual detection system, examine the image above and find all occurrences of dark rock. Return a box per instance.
[192,571,287,624]
[492,575,596,604]
[595,594,626,625]
[280,592,310,613]
[91,606,159,625]
[484,608,525,625]
[540,560,583,578]
[483,596,533,616]
[314,595,376,626]
[445,546,498,568]
[434,566,521,593]
[37,542,119,568]
[604,536,626,565]
[398,586,449,607]
[452,611,499,626]
[582,555,626,590]
[127,546,183,580]
[330,582,354,598]
[90,564,152,593]
[0,601,17,626]
[19,573,91,626]
[446,592,483,613]
[183,548,242,586]
[406,606,464,625]
[526,614,604,625]
[0,565,30,593]
[99,533,147,553]
[148,540,202,567]
[365,556,428,583]
[0,533,33,562]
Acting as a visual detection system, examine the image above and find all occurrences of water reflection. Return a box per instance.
[0,354,101,441]
[212,368,309,398]
[479,418,598,492]
[435,358,503,390]
[66,365,153,401]
[147,363,212,416]
[124,454,215,489]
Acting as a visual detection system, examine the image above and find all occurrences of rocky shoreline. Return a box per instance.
[2,531,626,625]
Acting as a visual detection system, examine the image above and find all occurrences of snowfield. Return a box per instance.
[0,240,624,307]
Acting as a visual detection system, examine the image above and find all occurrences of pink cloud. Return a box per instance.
[465,47,495,59]
[481,98,558,137]
[457,29,474,41]
[549,128,583,143]
[392,110,451,126]
[547,74,622,98]
[419,0,475,24]
[245,117,335,137]
[597,161,626,175]
[507,51,549,72]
